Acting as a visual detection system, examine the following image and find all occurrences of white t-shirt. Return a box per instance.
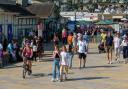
[60,51,68,66]
[77,40,87,53]
[114,37,121,48]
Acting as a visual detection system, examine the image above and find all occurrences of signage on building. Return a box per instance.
[60,12,98,21]
[112,16,123,19]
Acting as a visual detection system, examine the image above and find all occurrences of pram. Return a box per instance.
[98,42,106,53]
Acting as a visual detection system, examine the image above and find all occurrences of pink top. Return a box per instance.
[62,32,67,38]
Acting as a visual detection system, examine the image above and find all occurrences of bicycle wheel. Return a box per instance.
[22,65,27,79]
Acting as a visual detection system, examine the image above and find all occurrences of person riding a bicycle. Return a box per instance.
[22,40,33,75]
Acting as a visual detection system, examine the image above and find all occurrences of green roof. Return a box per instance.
[95,20,114,25]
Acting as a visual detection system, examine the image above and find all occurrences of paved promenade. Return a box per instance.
[0,43,128,89]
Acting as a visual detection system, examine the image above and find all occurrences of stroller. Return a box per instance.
[98,42,106,53]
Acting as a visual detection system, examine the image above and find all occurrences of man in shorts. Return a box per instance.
[77,35,87,69]
[105,32,114,64]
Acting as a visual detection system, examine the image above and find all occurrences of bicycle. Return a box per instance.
[23,64,30,79]
[22,63,31,79]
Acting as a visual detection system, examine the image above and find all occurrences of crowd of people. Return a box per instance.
[0,33,43,69]
[0,27,128,82]
[51,27,128,82]
[92,4,128,14]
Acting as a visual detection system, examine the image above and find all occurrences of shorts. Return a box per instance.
[79,53,86,59]
[114,47,120,55]
[107,46,113,53]
[24,57,32,61]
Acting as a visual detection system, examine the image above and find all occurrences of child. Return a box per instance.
[52,46,60,82]
[60,45,68,82]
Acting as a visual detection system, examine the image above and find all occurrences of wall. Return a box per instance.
[0,13,37,40]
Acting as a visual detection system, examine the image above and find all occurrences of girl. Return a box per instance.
[60,45,68,82]
[52,46,60,82]
[22,41,33,75]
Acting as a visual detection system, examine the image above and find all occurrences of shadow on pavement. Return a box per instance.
[31,73,53,78]
[43,55,52,57]
[88,51,100,54]
[40,58,53,62]
[72,65,119,69]
[3,64,36,69]
[86,65,119,69]
[31,73,45,78]
[67,77,109,81]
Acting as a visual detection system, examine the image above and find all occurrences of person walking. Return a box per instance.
[120,36,128,64]
[67,33,73,47]
[51,45,60,82]
[60,45,68,82]
[62,28,67,45]
[72,33,77,53]
[32,39,37,62]
[67,45,73,69]
[83,31,90,53]
[113,32,121,62]
[77,36,87,69]
[53,33,59,46]
[37,37,43,61]
[101,31,107,48]
[105,32,114,64]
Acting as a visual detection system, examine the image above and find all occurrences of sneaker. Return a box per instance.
[56,78,60,81]
[110,61,113,64]
[51,78,56,82]
[83,65,85,68]
[59,79,63,82]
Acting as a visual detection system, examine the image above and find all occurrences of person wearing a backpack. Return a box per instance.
[105,32,114,64]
